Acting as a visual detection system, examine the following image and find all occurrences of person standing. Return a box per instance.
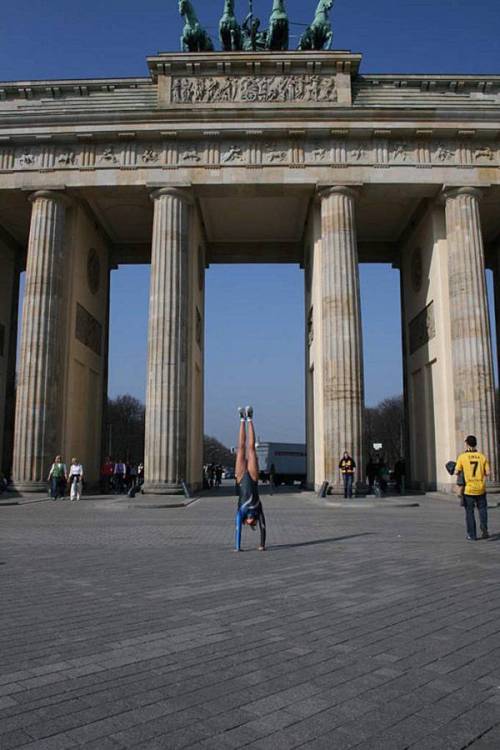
[48,455,67,500]
[339,451,356,498]
[113,459,126,494]
[68,458,84,502]
[455,435,490,541]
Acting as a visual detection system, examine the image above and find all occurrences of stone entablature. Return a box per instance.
[0,135,498,174]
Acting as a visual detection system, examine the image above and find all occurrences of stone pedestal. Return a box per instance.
[143,188,191,494]
[444,187,498,481]
[320,186,365,491]
[12,191,69,491]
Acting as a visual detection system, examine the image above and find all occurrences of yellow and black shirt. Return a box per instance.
[339,457,356,475]
[455,450,489,496]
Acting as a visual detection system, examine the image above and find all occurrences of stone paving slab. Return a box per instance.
[1,489,500,749]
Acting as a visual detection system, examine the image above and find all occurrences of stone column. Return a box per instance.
[444,187,498,481]
[12,191,69,491]
[320,186,365,490]
[144,187,191,494]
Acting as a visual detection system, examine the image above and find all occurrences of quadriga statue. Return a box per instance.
[178,0,214,52]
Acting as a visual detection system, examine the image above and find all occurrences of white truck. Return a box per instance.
[255,442,307,485]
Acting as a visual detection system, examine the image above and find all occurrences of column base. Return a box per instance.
[487,482,500,496]
[11,481,48,493]
[142,482,185,496]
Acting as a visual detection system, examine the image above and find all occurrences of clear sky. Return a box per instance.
[6,1,500,447]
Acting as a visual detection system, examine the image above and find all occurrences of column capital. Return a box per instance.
[150,186,194,205]
[441,186,483,203]
[29,190,72,207]
[317,185,361,203]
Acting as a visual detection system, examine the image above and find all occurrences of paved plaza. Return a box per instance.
[1,489,500,749]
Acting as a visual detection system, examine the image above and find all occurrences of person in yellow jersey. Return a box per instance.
[455,435,490,541]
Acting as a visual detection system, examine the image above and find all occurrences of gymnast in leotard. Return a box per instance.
[234,405,266,552]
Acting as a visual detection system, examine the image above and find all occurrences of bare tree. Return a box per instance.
[364,395,404,468]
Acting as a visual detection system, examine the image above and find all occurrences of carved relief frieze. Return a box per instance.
[390,141,415,163]
[179,143,202,164]
[99,145,120,165]
[349,142,371,163]
[171,74,338,105]
[434,143,456,164]
[2,135,498,174]
[264,143,289,164]
[473,145,495,162]
[308,142,330,163]
[16,147,41,169]
[221,144,246,164]
[140,146,160,164]
[57,149,77,167]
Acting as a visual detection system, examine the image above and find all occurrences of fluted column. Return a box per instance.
[444,187,498,481]
[320,186,365,489]
[144,187,191,494]
[12,191,69,491]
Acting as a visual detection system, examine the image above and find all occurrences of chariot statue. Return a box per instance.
[178,0,214,52]
[178,0,335,54]
[298,0,334,50]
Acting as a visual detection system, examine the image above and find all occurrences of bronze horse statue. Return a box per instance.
[219,0,242,51]
[267,0,289,51]
[178,0,214,52]
[298,0,334,50]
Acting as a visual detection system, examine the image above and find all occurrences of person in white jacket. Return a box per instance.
[68,458,84,502]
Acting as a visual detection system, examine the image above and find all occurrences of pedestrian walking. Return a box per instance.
[339,451,356,498]
[234,406,266,552]
[48,455,67,500]
[455,435,490,541]
[68,458,84,501]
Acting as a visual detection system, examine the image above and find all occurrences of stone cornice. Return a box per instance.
[147,51,363,80]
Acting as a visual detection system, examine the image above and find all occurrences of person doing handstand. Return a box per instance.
[234,405,266,552]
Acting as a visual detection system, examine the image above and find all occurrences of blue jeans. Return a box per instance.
[343,474,353,498]
[464,494,488,539]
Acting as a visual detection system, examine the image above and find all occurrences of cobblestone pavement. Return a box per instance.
[1,489,500,750]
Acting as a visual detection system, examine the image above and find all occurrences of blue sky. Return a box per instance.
[6,0,500,447]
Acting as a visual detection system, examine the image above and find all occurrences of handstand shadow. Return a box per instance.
[270,532,375,550]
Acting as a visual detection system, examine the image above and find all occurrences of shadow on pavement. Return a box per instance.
[485,532,500,542]
[270,532,375,550]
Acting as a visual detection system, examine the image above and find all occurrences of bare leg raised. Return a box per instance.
[235,417,247,484]
[246,416,260,482]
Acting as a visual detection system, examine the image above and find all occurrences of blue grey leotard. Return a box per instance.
[235,471,266,550]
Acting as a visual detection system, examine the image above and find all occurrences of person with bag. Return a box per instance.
[455,435,490,541]
[47,456,67,500]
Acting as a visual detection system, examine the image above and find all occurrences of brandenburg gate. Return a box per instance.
[0,37,499,493]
